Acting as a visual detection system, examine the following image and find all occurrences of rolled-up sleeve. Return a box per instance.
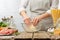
[19,0,29,13]
[46,0,59,14]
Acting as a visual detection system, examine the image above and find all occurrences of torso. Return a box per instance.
[30,0,52,13]
[26,0,53,31]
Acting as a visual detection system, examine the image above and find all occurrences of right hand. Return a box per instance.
[24,17,31,26]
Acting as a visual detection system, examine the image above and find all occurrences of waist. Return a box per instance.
[30,9,46,15]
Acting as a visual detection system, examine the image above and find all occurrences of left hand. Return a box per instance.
[32,16,41,26]
[24,17,31,26]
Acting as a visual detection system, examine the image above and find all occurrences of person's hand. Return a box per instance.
[24,17,31,26]
[32,16,42,26]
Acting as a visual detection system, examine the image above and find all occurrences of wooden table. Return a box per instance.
[15,31,60,40]
[15,32,32,40]
[0,36,14,40]
[0,31,60,40]
[15,31,51,40]
[33,31,50,40]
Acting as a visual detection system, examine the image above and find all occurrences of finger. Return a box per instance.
[32,18,35,23]
[33,18,37,25]
[34,18,37,23]
[34,18,38,26]
[34,18,39,26]
[32,18,35,25]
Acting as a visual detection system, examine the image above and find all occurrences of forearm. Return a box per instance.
[39,13,51,20]
[20,10,29,19]
[20,10,31,25]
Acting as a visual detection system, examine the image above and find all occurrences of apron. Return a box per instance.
[27,0,53,31]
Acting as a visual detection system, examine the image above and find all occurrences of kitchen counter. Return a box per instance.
[0,31,60,40]
[15,32,32,39]
[15,31,60,40]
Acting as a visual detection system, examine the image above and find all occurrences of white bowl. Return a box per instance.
[21,23,40,33]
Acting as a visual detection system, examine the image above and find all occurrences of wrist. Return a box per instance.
[23,16,30,20]
[20,11,30,20]
[20,10,27,18]
[38,15,43,21]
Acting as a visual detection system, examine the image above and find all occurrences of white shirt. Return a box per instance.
[58,0,60,9]
[19,0,59,14]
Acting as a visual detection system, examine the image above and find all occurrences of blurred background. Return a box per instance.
[0,0,27,32]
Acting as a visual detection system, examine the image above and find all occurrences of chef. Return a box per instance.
[19,0,59,31]
[0,0,24,32]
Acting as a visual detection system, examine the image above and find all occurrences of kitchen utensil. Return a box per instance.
[21,23,39,33]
